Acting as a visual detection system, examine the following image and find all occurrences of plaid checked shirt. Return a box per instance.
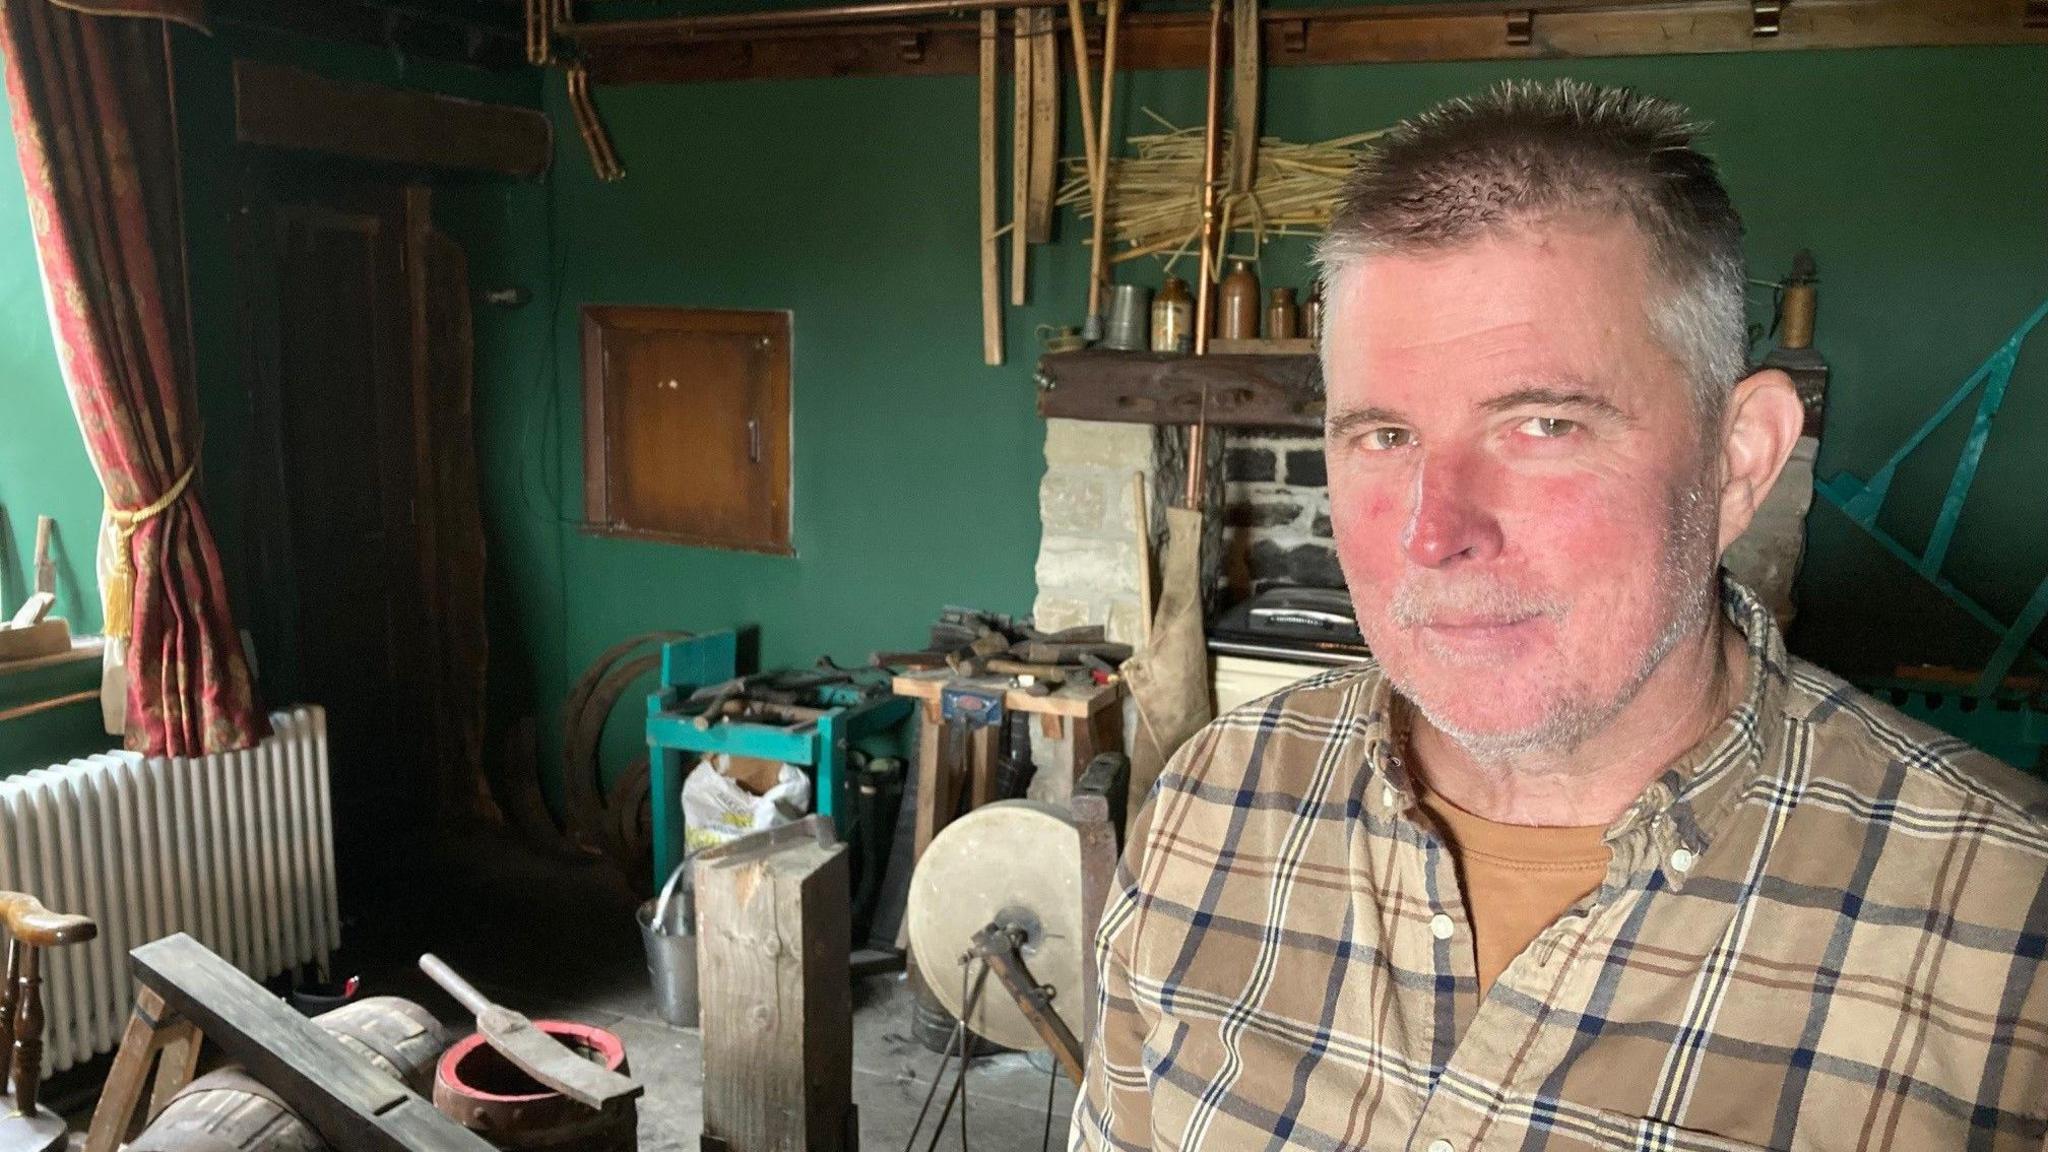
[1075,582,2048,1151]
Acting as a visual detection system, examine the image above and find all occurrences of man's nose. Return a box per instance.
[1402,448,1504,568]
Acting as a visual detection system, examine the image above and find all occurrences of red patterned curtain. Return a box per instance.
[1,1,266,754]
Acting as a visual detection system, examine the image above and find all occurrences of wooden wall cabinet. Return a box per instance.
[581,306,793,555]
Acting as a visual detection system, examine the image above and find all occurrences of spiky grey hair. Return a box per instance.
[1314,79,1749,426]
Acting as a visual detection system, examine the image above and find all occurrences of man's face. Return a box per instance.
[1323,218,1722,758]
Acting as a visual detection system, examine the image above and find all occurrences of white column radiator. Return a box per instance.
[0,705,340,1074]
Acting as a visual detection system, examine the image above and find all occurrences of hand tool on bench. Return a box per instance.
[984,659,1069,684]
[1010,640,1133,666]
[419,954,642,1110]
[689,675,758,729]
[871,650,951,669]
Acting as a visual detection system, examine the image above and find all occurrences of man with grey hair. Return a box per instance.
[1075,80,2047,1151]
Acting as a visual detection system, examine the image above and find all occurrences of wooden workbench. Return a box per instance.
[890,671,1124,1037]
[890,672,1124,867]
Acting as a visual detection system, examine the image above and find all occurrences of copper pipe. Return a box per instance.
[564,0,1058,40]
[1185,0,1227,511]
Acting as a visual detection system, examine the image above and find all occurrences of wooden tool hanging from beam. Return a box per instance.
[1230,0,1260,193]
[1011,11,1032,306]
[979,8,1004,365]
[1064,0,1100,332]
[1026,7,1058,245]
[1084,0,1124,340]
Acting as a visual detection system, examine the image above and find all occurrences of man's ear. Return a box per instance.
[1714,368,1805,556]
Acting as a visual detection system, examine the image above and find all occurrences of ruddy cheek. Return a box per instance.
[1521,473,1649,561]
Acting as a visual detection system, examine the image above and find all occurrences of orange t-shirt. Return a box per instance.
[1416,786,1612,999]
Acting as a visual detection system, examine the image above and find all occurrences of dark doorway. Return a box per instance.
[236,168,484,884]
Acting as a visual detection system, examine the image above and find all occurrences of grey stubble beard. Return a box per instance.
[1398,465,1722,765]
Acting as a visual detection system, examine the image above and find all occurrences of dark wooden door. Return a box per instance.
[240,175,430,865]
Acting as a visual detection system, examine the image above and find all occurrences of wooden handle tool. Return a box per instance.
[419,953,642,1110]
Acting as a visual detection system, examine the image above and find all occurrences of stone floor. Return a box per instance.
[334,827,1080,1152]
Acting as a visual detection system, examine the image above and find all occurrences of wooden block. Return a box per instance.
[695,819,854,1152]
[128,934,494,1152]
[0,619,71,664]
[9,592,54,628]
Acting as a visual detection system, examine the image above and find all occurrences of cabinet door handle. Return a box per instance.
[747,418,761,464]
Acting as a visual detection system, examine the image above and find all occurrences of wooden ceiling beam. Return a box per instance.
[568,0,2047,85]
[211,0,528,72]
[234,60,552,177]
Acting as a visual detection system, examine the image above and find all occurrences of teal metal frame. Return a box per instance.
[1813,296,2048,768]
[643,631,914,888]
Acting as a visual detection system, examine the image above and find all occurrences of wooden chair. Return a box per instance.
[0,892,97,1152]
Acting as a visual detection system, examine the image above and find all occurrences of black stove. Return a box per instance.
[1208,586,1370,665]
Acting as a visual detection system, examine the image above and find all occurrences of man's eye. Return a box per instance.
[1518,416,1579,439]
[1364,427,1413,451]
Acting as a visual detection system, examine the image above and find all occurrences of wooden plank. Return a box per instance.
[1037,349,1322,428]
[233,59,551,178]
[128,934,496,1152]
[695,820,854,1152]
[576,0,2048,83]
[980,10,1005,366]
[82,988,172,1152]
[1012,11,1033,306]
[1026,7,1059,244]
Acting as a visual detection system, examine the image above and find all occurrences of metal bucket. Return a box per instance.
[637,858,698,1028]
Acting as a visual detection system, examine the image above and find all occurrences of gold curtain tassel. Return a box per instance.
[103,460,196,639]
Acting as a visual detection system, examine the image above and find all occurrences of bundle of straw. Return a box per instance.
[1057,112,1386,277]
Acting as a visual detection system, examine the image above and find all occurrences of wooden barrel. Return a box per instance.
[318,996,448,1093]
[129,997,448,1152]
[127,1069,324,1152]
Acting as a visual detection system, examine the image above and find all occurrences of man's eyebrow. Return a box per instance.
[1478,386,1631,423]
[1324,406,1408,437]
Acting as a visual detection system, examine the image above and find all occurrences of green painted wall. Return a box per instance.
[0,52,106,769]
[468,44,2047,777]
[0,69,100,634]
[9,33,2044,787]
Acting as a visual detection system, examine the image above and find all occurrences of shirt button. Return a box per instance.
[1427,1140,1455,1152]
[1381,783,1397,809]
[1430,913,1454,940]
[1670,847,1695,873]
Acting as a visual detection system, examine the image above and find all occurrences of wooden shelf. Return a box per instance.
[1035,349,1322,430]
